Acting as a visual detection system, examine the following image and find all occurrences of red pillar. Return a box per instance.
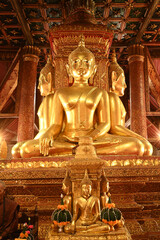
[128,44,147,138]
[17,46,40,142]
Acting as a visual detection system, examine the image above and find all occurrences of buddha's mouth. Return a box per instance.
[78,69,87,75]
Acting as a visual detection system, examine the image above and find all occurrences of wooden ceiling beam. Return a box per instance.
[0,20,10,45]
[22,3,60,8]
[97,17,160,23]
[117,0,134,41]
[146,112,160,117]
[4,25,22,28]
[0,36,24,40]
[38,0,50,60]
[38,0,49,35]
[96,3,160,8]
[135,0,160,43]
[0,113,18,119]
[0,48,20,89]
[103,0,112,19]
[0,12,16,16]
[28,18,62,23]
[0,62,19,112]
[10,0,33,45]
[143,42,160,46]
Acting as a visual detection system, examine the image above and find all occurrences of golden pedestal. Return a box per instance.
[47,227,131,240]
[1,153,160,239]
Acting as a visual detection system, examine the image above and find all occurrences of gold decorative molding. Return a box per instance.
[1,156,160,170]
[23,54,39,63]
[22,45,41,56]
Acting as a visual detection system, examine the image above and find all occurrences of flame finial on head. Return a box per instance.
[100,169,109,193]
[110,49,117,63]
[63,170,72,189]
[81,169,92,186]
[78,35,85,47]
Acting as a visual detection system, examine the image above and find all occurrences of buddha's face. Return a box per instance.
[81,184,92,199]
[38,73,51,96]
[114,72,127,96]
[68,47,96,82]
[0,184,5,202]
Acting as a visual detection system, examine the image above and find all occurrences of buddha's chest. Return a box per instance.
[79,197,95,212]
[59,87,101,111]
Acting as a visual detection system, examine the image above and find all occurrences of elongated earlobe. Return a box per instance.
[66,64,74,85]
[111,71,117,91]
[89,65,97,85]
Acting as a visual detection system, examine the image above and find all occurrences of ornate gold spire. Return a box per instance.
[81,169,92,186]
[110,49,117,63]
[78,35,85,47]
[62,170,72,190]
[109,49,124,80]
[100,169,109,193]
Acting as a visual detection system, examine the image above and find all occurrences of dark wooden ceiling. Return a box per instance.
[0,0,160,67]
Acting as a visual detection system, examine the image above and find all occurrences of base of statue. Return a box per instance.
[47,227,132,240]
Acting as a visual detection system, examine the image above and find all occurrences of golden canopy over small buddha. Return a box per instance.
[12,37,152,158]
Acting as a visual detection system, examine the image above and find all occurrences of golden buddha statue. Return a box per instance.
[64,170,110,233]
[108,50,153,156]
[37,56,55,132]
[12,56,55,158]
[16,37,148,158]
[62,170,72,213]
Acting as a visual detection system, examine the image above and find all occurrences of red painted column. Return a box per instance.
[128,44,147,138]
[17,46,40,142]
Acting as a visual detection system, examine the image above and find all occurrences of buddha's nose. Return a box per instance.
[79,60,85,68]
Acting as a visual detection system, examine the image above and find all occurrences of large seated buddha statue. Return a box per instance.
[13,37,152,158]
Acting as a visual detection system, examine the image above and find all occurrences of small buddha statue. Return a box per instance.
[19,36,146,158]
[62,170,72,213]
[108,50,153,156]
[64,170,110,233]
[12,56,55,158]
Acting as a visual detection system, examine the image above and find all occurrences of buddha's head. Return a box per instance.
[38,56,55,96]
[67,36,97,84]
[0,180,6,202]
[100,170,110,194]
[62,170,72,195]
[81,169,92,199]
[109,50,127,96]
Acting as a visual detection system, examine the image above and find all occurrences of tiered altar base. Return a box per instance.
[0,155,160,240]
[47,227,131,240]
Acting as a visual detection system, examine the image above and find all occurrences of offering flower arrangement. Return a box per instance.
[18,219,34,240]
[101,194,122,231]
[51,194,72,232]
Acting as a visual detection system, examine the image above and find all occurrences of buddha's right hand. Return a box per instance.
[39,136,54,156]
